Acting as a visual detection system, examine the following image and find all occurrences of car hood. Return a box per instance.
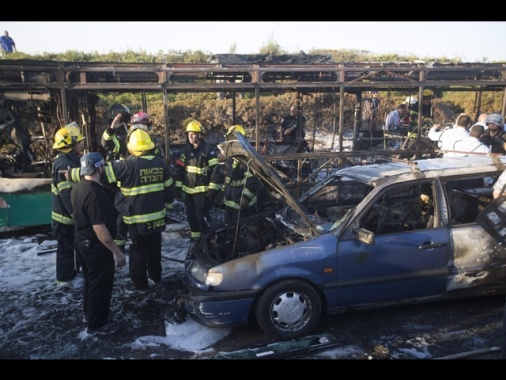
[218,133,320,237]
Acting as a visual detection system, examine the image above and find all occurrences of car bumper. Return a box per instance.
[175,287,259,328]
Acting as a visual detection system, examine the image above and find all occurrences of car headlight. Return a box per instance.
[189,262,223,286]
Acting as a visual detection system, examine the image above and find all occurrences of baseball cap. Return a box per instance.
[80,152,105,176]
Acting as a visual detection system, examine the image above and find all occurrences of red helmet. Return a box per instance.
[132,112,150,125]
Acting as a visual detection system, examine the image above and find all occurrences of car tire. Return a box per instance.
[255,280,322,340]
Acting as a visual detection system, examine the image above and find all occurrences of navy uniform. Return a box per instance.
[101,111,156,253]
[222,126,262,224]
[174,119,221,240]
[51,123,85,284]
[102,129,174,292]
[71,152,126,335]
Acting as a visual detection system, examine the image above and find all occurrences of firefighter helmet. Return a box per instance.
[65,122,85,144]
[186,119,203,133]
[109,103,130,120]
[127,128,155,155]
[485,113,505,127]
[182,117,196,129]
[226,125,247,140]
[405,96,418,105]
[127,123,150,137]
[52,128,73,152]
[423,89,434,98]
[132,112,150,125]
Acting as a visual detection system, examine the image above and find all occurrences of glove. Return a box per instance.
[207,189,218,203]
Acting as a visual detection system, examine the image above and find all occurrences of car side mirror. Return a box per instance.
[352,228,375,245]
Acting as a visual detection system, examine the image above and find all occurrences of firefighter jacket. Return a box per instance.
[223,158,260,211]
[51,150,82,226]
[103,154,175,235]
[174,140,221,195]
[101,127,128,160]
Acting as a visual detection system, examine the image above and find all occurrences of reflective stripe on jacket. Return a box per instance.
[51,150,81,226]
[103,155,175,226]
[223,159,258,210]
[174,140,221,194]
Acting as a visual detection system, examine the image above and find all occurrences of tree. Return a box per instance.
[259,34,284,55]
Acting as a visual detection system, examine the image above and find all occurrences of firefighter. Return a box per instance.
[51,122,86,285]
[174,118,221,241]
[222,125,263,224]
[402,96,419,133]
[102,129,174,292]
[421,89,434,119]
[101,111,153,161]
[100,111,156,254]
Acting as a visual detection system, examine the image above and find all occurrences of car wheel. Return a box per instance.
[255,280,321,340]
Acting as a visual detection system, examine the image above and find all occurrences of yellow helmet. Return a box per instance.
[226,125,246,140]
[182,117,196,128]
[185,119,203,133]
[423,89,434,98]
[127,123,149,137]
[52,128,74,152]
[65,122,85,144]
[127,128,155,156]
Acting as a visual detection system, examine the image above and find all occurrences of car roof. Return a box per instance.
[336,156,506,187]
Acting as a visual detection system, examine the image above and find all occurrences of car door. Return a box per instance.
[443,176,506,292]
[336,180,452,308]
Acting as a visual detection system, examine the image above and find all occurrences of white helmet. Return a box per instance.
[405,96,418,105]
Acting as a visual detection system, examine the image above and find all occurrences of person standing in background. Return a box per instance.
[384,104,408,133]
[71,152,126,336]
[361,90,380,130]
[480,113,506,154]
[221,125,263,224]
[475,113,488,128]
[434,113,472,157]
[0,30,16,54]
[280,105,307,142]
[451,124,489,156]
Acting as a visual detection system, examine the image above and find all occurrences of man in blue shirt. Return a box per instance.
[0,31,16,54]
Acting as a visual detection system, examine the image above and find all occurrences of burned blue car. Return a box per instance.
[174,134,506,340]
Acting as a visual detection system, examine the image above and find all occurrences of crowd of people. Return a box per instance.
[379,88,506,157]
[427,112,506,156]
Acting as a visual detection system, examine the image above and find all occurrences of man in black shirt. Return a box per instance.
[71,152,126,336]
[280,105,307,143]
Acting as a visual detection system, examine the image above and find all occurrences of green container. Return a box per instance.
[0,181,52,227]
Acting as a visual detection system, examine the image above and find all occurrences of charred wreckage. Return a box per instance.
[169,134,506,340]
[0,55,506,179]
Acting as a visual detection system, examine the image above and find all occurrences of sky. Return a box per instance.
[2,21,506,63]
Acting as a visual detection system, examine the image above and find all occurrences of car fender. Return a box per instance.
[215,233,338,293]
